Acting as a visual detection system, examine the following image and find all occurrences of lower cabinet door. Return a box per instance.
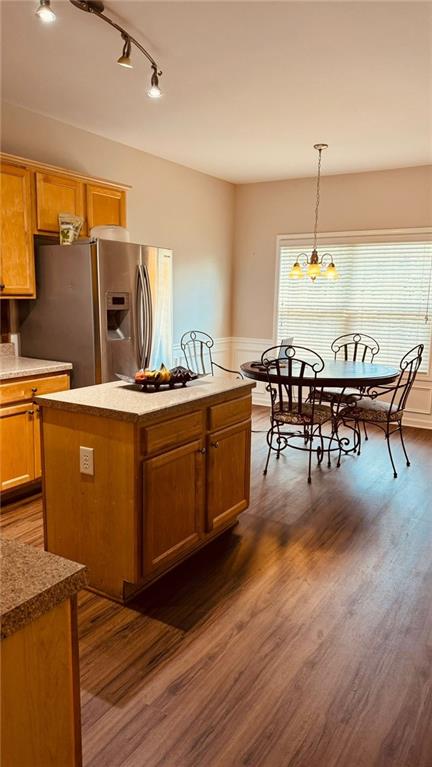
[143,440,205,573]
[0,404,35,491]
[206,419,251,531]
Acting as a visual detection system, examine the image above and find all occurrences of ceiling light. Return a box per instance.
[36,2,164,97]
[35,0,56,23]
[117,36,133,68]
[148,65,162,99]
[289,144,339,282]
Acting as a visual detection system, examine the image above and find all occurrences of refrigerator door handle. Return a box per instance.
[140,264,153,369]
[135,266,144,369]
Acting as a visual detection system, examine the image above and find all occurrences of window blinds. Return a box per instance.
[276,240,432,373]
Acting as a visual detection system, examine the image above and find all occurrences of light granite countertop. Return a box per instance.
[0,356,72,381]
[36,377,255,423]
[0,538,87,640]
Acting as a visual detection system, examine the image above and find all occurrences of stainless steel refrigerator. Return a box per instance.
[19,239,173,388]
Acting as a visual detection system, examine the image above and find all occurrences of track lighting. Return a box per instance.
[148,65,162,99]
[117,35,133,69]
[35,0,56,23]
[36,1,163,98]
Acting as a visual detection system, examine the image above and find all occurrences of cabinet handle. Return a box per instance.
[0,284,5,291]
[31,387,38,393]
[210,441,219,448]
[198,447,206,454]
[26,410,34,416]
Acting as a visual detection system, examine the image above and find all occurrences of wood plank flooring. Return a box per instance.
[2,408,432,767]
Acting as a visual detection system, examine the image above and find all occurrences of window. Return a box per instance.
[276,234,432,373]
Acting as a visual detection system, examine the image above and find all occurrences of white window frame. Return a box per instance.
[274,227,432,381]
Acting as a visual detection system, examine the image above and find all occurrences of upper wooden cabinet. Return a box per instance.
[0,153,129,298]
[87,184,126,230]
[35,172,86,233]
[0,163,35,298]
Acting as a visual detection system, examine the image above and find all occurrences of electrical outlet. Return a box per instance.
[79,446,94,476]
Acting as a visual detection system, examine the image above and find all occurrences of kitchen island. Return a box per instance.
[37,377,255,602]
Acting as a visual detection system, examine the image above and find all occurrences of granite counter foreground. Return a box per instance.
[1,539,86,765]
[36,376,255,423]
[0,538,87,639]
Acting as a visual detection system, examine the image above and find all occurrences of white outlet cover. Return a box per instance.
[80,446,94,476]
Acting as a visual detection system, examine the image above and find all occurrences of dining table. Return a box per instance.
[240,359,400,389]
[240,358,401,462]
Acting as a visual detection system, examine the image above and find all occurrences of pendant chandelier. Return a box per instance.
[289,144,339,282]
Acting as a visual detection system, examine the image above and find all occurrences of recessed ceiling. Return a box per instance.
[1,0,431,182]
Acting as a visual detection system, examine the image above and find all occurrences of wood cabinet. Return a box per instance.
[35,172,85,234]
[0,373,70,492]
[41,385,254,603]
[0,403,35,491]
[86,184,126,230]
[0,163,35,298]
[143,440,205,572]
[206,420,251,531]
[0,153,129,298]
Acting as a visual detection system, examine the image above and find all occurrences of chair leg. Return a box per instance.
[263,426,273,476]
[308,432,313,483]
[399,424,410,467]
[363,421,368,441]
[385,429,398,479]
[276,423,282,459]
[317,425,324,465]
[263,442,272,476]
[357,419,362,456]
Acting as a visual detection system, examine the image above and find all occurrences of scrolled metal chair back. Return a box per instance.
[332,333,380,363]
[390,344,424,413]
[261,344,325,416]
[180,330,214,376]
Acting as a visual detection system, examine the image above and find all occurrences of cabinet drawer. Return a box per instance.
[141,410,204,456]
[0,374,70,405]
[208,395,252,431]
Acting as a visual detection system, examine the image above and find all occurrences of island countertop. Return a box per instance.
[0,355,72,381]
[36,377,255,424]
[0,538,87,639]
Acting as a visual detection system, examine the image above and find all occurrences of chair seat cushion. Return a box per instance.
[343,397,403,423]
[320,386,361,402]
[274,402,332,425]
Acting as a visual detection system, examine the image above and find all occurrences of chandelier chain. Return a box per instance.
[313,148,322,251]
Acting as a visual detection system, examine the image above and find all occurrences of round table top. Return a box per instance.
[240,359,400,387]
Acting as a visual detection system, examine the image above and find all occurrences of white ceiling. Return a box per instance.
[1,0,431,182]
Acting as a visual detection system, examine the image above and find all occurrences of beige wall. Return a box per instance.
[1,102,234,345]
[233,165,432,339]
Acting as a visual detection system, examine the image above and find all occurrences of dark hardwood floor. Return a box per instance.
[2,407,432,767]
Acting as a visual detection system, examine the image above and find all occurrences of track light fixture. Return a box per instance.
[35,0,56,23]
[148,64,162,99]
[35,0,163,98]
[117,35,133,69]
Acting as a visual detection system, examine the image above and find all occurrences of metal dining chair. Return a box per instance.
[261,344,340,483]
[332,333,380,363]
[321,333,381,441]
[180,330,243,378]
[341,344,423,478]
